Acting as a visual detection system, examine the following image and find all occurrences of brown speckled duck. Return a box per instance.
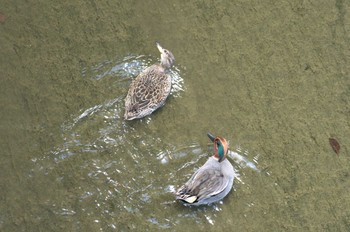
[124,42,175,120]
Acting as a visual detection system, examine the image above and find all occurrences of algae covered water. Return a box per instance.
[1,0,349,231]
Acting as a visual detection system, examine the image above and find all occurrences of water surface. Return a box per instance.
[1,0,349,231]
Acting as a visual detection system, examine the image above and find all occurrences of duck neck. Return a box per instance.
[160,61,172,70]
[213,155,220,162]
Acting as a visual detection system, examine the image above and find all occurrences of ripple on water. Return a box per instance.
[29,53,189,230]
[81,54,185,98]
[29,53,264,230]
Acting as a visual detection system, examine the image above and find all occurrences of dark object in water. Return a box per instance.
[329,138,340,155]
[0,12,7,23]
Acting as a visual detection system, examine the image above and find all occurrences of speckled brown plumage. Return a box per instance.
[124,43,175,120]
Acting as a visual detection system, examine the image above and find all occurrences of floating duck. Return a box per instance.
[124,42,175,120]
[175,132,236,206]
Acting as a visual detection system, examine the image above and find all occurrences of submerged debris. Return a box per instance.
[0,12,7,24]
[329,138,340,155]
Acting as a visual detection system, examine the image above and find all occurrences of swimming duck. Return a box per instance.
[175,132,235,206]
[124,42,175,120]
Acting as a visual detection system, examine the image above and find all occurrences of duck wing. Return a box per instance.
[176,167,230,204]
[125,65,171,119]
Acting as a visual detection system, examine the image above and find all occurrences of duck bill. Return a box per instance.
[156,42,164,53]
[207,132,216,142]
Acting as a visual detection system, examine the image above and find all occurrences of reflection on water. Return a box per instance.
[229,149,260,172]
[2,0,349,230]
[29,49,262,227]
[82,54,185,97]
[33,54,262,229]
[9,21,267,231]
[30,96,262,230]
[82,55,149,80]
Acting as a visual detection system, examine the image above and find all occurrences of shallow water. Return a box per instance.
[1,0,350,231]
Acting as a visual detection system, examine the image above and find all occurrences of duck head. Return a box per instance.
[156,42,175,70]
[207,132,229,162]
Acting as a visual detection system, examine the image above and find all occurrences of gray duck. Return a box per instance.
[175,132,235,206]
[124,42,175,120]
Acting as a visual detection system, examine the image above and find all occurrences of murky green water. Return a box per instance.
[1,0,350,231]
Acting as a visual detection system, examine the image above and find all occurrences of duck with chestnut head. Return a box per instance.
[175,132,236,206]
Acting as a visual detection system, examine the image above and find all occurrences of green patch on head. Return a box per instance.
[217,142,224,158]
